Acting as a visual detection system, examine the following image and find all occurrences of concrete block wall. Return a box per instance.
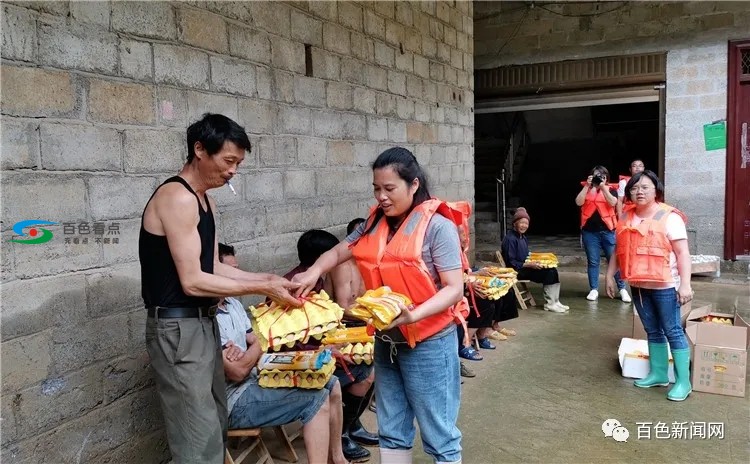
[473,1,750,257]
[0,1,474,462]
[665,44,729,257]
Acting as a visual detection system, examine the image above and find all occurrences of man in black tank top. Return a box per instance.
[140,114,301,464]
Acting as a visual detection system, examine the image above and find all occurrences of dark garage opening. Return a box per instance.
[475,101,660,241]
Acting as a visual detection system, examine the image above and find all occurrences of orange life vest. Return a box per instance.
[351,199,471,347]
[579,183,617,230]
[615,203,687,283]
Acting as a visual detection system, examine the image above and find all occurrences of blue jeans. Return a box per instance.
[632,287,689,350]
[374,325,462,462]
[581,229,624,291]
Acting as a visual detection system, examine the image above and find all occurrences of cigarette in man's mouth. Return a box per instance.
[226,180,237,195]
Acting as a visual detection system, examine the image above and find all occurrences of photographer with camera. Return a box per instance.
[575,166,631,303]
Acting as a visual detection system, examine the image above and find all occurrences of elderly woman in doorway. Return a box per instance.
[606,170,693,402]
[575,165,631,303]
[501,207,569,313]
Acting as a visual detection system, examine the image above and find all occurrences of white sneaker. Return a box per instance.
[586,289,599,301]
[544,304,567,313]
[555,301,570,311]
[620,289,632,303]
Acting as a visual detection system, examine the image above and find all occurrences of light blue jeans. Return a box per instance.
[581,229,625,291]
[374,325,462,462]
[632,287,689,350]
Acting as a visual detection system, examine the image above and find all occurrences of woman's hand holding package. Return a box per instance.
[383,302,418,330]
[291,268,322,297]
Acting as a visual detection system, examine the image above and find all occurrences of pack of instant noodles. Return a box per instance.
[349,286,411,330]
[525,252,559,268]
[257,349,336,389]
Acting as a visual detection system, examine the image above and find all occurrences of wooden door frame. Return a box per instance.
[724,39,750,260]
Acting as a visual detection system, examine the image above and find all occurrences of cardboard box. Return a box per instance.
[631,299,707,339]
[685,307,749,398]
[618,338,675,383]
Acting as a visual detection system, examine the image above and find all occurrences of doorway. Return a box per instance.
[725,39,750,260]
[515,102,660,236]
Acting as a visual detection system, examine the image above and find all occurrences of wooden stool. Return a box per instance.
[272,425,300,463]
[495,252,536,309]
[514,281,536,309]
[225,428,273,464]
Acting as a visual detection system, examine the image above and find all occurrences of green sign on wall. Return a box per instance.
[703,121,726,151]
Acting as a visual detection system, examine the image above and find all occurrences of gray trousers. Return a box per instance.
[146,316,227,464]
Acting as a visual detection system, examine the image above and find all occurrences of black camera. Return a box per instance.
[591,175,603,186]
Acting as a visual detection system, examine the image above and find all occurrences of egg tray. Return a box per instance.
[258,358,337,389]
[249,290,345,351]
[338,342,374,365]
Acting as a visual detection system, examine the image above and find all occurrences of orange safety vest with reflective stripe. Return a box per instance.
[351,199,471,347]
[579,182,617,230]
[615,203,687,283]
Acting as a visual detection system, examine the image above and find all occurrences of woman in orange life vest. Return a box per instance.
[605,170,694,402]
[575,165,631,303]
[293,147,465,464]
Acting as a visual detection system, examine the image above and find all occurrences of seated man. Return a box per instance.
[330,218,368,310]
[285,230,377,463]
[216,244,347,464]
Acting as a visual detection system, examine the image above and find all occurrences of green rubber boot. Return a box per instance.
[667,348,692,401]
[634,342,670,388]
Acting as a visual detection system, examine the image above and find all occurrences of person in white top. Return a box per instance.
[605,170,693,402]
[616,159,645,217]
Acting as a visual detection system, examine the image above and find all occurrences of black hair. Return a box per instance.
[624,170,664,203]
[590,165,610,179]
[218,242,235,262]
[347,218,366,235]
[297,230,340,267]
[630,159,644,167]
[186,113,252,163]
[364,147,431,235]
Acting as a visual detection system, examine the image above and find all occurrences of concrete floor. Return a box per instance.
[266,272,750,464]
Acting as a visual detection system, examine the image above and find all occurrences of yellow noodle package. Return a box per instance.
[465,274,513,300]
[474,266,517,279]
[249,291,344,351]
[466,267,518,300]
[322,326,375,345]
[350,287,411,330]
[525,252,559,268]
